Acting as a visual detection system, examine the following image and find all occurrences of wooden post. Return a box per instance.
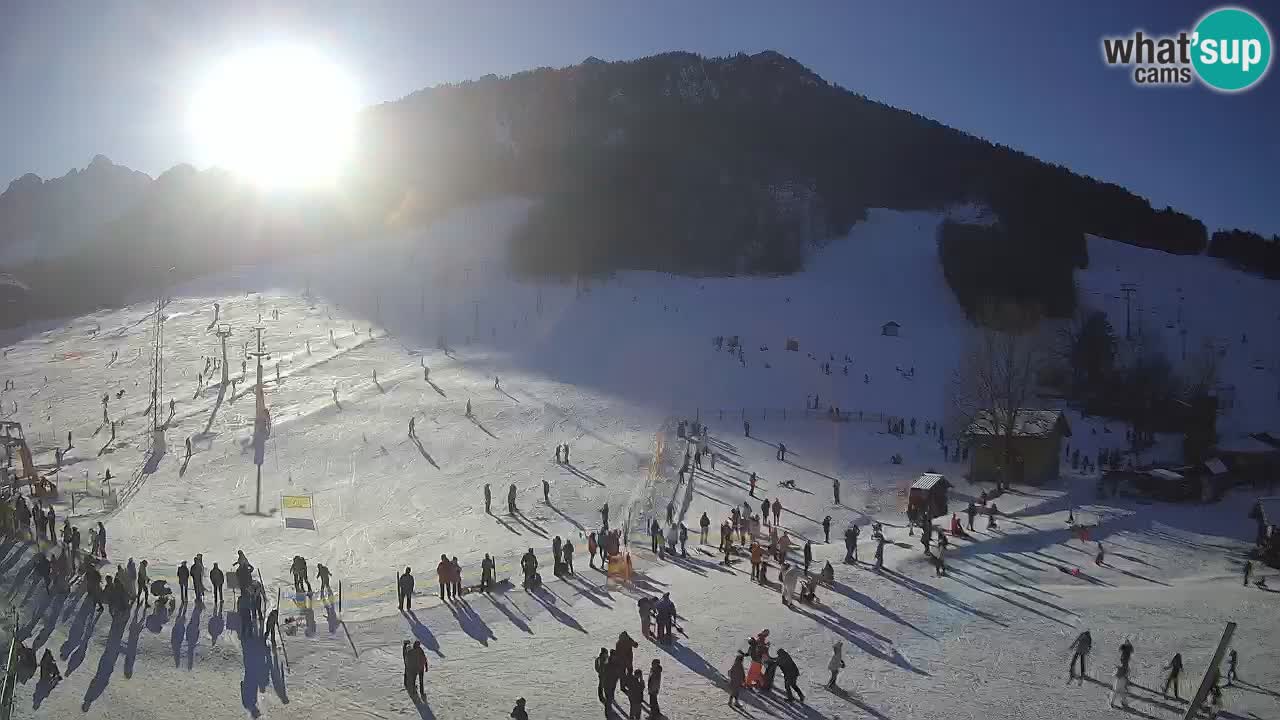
[1182,621,1236,720]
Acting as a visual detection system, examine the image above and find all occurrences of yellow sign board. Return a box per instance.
[282,495,313,509]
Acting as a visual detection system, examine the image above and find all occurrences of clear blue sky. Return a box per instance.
[1,0,1276,236]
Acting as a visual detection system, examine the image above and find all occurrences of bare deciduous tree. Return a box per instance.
[952,301,1046,491]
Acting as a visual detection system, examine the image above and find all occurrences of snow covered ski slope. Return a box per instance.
[1,200,1277,719]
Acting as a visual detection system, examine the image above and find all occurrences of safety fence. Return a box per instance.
[693,407,895,425]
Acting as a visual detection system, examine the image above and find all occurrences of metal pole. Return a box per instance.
[1182,622,1236,720]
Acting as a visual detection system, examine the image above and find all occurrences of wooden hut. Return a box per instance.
[965,409,1071,485]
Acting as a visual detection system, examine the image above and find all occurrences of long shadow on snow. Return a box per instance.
[511,511,549,538]
[794,604,930,677]
[529,585,588,634]
[484,593,532,635]
[411,437,440,469]
[828,579,934,639]
[654,638,726,689]
[562,463,604,487]
[240,630,272,718]
[825,685,892,720]
[123,607,146,678]
[548,502,586,532]
[404,610,445,657]
[186,603,204,668]
[270,645,290,704]
[944,568,1074,627]
[467,414,498,439]
[949,563,1077,615]
[446,598,496,646]
[878,568,1008,627]
[80,610,128,711]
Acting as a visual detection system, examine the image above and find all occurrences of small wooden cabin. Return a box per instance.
[908,473,950,519]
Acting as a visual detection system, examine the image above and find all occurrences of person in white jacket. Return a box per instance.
[827,641,845,688]
[780,564,801,606]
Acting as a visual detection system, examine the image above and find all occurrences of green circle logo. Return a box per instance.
[1192,7,1272,92]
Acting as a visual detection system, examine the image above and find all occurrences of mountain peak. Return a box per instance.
[87,154,115,170]
[5,173,44,194]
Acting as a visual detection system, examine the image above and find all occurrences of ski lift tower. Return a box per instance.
[215,324,232,386]
[246,326,271,514]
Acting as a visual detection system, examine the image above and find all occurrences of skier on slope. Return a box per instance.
[484,484,492,514]
[508,484,517,514]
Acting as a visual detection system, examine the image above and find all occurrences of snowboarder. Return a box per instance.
[826,641,845,688]
[508,484,517,514]
[398,567,414,610]
[1162,652,1183,699]
[484,484,492,514]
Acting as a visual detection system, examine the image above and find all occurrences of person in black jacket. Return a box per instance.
[177,561,190,605]
[647,659,662,718]
[803,541,813,574]
[398,567,414,610]
[626,668,645,720]
[509,698,528,720]
[603,651,621,709]
[615,631,638,674]
[777,649,804,702]
[1162,652,1183,699]
[594,648,610,704]
[209,562,224,606]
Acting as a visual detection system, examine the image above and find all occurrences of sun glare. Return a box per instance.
[189,46,360,189]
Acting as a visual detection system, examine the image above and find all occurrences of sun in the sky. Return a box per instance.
[188,45,360,189]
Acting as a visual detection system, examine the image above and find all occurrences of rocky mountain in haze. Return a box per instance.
[0,155,152,265]
[0,50,1270,326]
